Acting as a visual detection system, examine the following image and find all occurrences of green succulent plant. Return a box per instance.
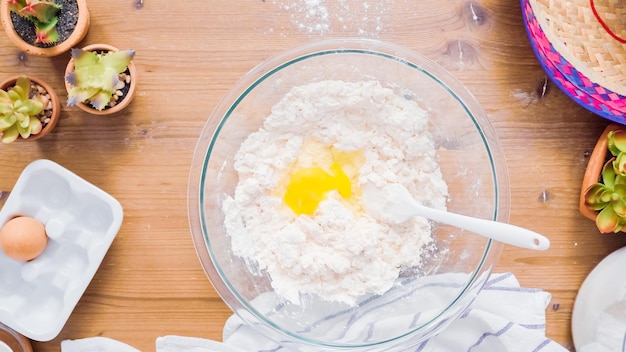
[608,129,626,176]
[584,129,626,233]
[0,76,45,144]
[65,48,135,111]
[8,0,62,45]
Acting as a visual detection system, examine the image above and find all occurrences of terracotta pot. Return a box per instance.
[579,124,624,221]
[0,0,90,57]
[0,322,32,352]
[0,75,61,142]
[64,44,138,116]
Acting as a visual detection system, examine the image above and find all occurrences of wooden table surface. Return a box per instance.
[1,0,625,351]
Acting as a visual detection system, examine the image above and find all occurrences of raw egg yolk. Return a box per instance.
[284,163,351,215]
[281,140,364,215]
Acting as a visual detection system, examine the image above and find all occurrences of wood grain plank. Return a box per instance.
[0,0,622,350]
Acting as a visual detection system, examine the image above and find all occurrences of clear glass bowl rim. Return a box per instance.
[188,38,510,349]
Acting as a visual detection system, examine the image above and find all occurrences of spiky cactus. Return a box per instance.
[0,76,45,143]
[8,0,62,44]
[65,48,135,111]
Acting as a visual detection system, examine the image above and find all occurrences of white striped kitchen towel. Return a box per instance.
[155,272,568,352]
[62,273,567,352]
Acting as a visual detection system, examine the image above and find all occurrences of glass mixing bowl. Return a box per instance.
[188,38,510,351]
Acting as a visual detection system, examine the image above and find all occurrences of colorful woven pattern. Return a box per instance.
[521,0,626,124]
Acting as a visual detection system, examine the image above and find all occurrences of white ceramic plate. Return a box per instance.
[572,246,626,351]
[0,160,123,341]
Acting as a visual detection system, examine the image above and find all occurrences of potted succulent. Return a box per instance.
[0,75,60,143]
[64,44,137,115]
[580,124,626,233]
[0,0,90,57]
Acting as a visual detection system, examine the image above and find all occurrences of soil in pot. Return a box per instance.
[29,81,57,135]
[10,0,79,48]
[96,66,133,111]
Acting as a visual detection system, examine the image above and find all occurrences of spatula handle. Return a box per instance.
[415,204,550,250]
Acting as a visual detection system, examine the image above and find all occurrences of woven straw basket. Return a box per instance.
[530,0,626,96]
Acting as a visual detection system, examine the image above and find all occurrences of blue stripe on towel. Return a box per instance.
[519,323,546,330]
[484,273,543,294]
[245,272,549,350]
[258,347,283,352]
[467,322,514,351]
[483,272,513,288]
[414,339,429,351]
[296,276,466,338]
[531,338,552,352]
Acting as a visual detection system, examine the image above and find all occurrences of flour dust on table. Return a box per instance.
[266,0,395,36]
[222,80,448,306]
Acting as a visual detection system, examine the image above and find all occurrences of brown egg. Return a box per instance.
[0,216,48,261]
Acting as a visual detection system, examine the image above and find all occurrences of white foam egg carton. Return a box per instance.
[0,159,123,341]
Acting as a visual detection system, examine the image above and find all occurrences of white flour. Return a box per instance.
[222,80,448,305]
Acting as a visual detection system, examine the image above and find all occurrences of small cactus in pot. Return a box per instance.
[0,75,60,143]
[64,44,137,115]
[1,0,90,57]
[7,0,62,44]
[582,127,626,233]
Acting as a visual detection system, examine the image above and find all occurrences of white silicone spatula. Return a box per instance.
[362,183,550,251]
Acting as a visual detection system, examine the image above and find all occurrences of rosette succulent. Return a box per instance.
[65,47,135,111]
[8,0,62,44]
[584,129,626,233]
[0,76,44,143]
